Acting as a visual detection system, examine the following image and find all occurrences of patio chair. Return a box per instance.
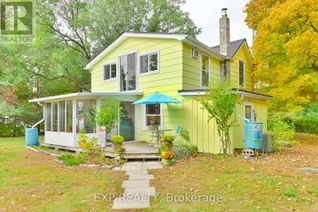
[173,126,182,145]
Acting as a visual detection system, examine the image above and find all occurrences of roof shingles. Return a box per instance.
[210,39,246,59]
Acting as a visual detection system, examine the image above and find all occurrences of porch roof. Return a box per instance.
[29,91,143,103]
[178,88,273,100]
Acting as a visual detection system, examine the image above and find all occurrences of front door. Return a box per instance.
[120,102,135,141]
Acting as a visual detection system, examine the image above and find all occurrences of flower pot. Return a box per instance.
[111,143,117,151]
[161,158,172,166]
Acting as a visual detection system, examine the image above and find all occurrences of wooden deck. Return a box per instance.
[40,141,160,161]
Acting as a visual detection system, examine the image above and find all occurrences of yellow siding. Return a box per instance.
[181,96,223,154]
[90,37,184,141]
[230,43,253,91]
[182,43,221,89]
[89,36,267,153]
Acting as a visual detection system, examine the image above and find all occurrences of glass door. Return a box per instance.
[120,53,136,91]
[120,102,135,141]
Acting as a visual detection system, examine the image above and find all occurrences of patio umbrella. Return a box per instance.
[133,92,179,128]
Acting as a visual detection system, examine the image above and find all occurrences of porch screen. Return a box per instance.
[59,101,65,132]
[45,103,51,131]
[66,101,72,132]
[76,100,96,133]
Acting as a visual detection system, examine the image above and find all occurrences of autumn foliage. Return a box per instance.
[245,0,318,111]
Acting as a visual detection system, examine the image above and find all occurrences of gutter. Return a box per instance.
[32,101,44,128]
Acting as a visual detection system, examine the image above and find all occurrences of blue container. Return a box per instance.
[25,128,39,147]
[244,122,263,149]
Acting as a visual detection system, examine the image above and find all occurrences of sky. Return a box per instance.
[182,0,252,47]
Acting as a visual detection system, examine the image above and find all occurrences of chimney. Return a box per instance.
[219,8,230,57]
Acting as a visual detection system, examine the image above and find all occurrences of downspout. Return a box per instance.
[32,101,45,128]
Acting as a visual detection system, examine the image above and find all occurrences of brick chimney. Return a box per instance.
[219,8,230,57]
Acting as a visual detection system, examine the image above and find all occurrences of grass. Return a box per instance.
[0,136,124,211]
[0,134,318,211]
[57,153,85,166]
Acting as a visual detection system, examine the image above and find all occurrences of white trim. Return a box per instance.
[85,32,224,70]
[244,102,254,122]
[29,91,143,103]
[103,62,117,81]
[238,59,246,88]
[200,54,210,89]
[139,51,160,75]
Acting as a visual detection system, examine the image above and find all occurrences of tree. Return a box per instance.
[244,0,318,111]
[88,99,122,146]
[200,83,240,154]
[0,0,201,124]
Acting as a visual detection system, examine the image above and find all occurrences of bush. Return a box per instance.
[78,130,98,151]
[0,124,24,137]
[162,135,175,144]
[58,153,85,166]
[292,112,318,134]
[268,114,295,150]
[172,145,197,158]
[111,135,124,144]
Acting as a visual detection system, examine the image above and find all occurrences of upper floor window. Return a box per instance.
[201,55,209,88]
[140,52,159,74]
[239,60,245,87]
[104,63,117,80]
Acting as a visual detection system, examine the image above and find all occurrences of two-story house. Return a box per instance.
[29,9,272,154]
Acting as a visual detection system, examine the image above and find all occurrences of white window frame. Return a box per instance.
[103,62,117,81]
[238,59,246,88]
[139,51,160,75]
[200,54,210,88]
[142,104,163,129]
[244,102,254,122]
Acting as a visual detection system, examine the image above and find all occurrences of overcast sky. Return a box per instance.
[182,0,252,47]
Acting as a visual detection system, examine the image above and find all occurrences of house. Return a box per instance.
[29,8,272,154]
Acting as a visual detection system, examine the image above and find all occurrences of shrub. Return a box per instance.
[162,135,175,144]
[161,151,174,160]
[0,124,24,137]
[58,153,85,166]
[111,135,124,144]
[292,112,318,134]
[172,145,197,158]
[78,129,98,152]
[268,114,295,150]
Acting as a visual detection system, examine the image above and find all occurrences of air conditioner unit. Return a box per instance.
[192,48,198,58]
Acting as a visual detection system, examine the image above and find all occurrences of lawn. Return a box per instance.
[0,135,318,211]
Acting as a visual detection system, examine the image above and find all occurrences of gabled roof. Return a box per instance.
[210,39,247,59]
[85,32,225,70]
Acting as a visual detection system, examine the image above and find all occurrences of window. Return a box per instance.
[52,103,58,132]
[239,60,245,87]
[201,55,209,88]
[144,104,161,128]
[59,101,65,132]
[120,53,136,91]
[45,103,51,131]
[244,103,254,122]
[104,63,117,80]
[66,101,73,132]
[76,100,96,133]
[140,52,158,74]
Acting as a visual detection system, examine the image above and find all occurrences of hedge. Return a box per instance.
[0,124,25,137]
[292,115,318,134]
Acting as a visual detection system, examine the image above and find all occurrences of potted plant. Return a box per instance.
[161,135,175,150]
[161,151,174,166]
[111,135,124,152]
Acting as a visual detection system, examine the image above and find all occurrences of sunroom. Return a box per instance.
[29,92,142,149]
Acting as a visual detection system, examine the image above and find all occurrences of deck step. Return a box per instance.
[122,154,161,160]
